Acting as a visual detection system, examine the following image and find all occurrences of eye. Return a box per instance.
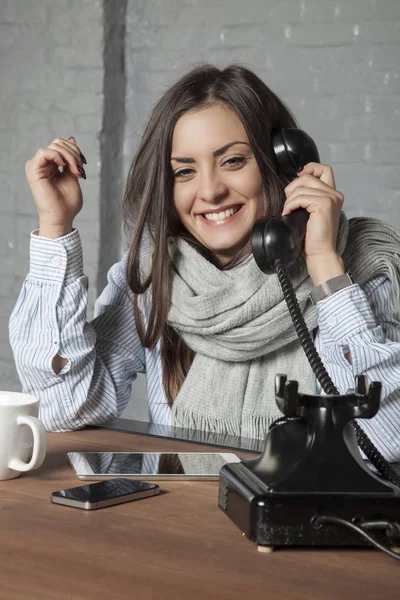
[221,156,247,168]
[174,167,196,179]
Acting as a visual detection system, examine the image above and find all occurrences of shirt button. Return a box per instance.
[327,316,338,327]
[49,256,61,267]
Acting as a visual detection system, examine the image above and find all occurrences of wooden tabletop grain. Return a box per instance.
[0,427,399,600]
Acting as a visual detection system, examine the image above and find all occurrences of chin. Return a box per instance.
[209,235,250,252]
[208,240,251,264]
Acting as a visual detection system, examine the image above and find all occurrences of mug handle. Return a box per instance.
[8,415,47,472]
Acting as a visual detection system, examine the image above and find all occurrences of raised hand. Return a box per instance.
[25,136,87,239]
[282,162,345,285]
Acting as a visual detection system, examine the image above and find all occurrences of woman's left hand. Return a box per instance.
[282,162,345,286]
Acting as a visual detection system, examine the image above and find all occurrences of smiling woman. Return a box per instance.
[9,64,400,464]
[171,105,264,265]
[122,65,298,408]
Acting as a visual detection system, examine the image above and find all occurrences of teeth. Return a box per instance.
[203,207,240,221]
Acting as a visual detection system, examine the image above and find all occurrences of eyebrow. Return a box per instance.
[170,141,251,163]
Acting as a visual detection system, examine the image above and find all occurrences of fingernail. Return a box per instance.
[80,152,87,165]
[77,165,86,180]
[296,166,304,176]
[68,136,76,143]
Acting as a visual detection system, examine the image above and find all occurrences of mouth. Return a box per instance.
[198,205,244,225]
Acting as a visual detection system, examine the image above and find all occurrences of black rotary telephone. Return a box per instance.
[218,128,400,560]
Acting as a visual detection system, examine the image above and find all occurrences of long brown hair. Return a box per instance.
[122,64,298,406]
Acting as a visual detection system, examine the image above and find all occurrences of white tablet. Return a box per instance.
[67,451,241,481]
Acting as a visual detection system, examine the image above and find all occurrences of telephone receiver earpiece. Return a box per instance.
[252,128,320,274]
[272,128,320,179]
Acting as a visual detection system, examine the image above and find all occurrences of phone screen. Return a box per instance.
[53,479,158,502]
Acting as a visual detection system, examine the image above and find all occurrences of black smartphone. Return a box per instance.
[51,478,160,510]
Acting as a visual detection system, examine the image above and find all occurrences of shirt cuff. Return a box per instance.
[29,228,84,284]
[316,284,379,343]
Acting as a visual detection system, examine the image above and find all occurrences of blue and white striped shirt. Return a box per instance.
[9,228,400,461]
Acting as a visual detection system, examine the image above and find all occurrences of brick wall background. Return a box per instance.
[1,0,399,422]
[1,0,103,389]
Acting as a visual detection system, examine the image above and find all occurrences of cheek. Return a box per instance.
[247,170,264,212]
[235,165,263,197]
[238,178,264,215]
[173,185,195,221]
[172,187,184,220]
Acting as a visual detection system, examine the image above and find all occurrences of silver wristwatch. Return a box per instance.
[309,272,354,305]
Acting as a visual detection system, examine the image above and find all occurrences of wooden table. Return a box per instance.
[0,428,399,600]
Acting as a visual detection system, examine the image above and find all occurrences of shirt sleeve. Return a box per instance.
[9,229,145,432]
[315,275,400,461]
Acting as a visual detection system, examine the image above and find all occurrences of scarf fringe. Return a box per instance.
[173,405,280,441]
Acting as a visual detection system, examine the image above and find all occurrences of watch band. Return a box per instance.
[309,272,354,305]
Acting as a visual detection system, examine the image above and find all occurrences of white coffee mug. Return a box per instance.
[0,392,47,480]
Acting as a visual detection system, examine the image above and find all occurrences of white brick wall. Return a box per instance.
[125,0,400,226]
[0,0,103,391]
[1,0,399,421]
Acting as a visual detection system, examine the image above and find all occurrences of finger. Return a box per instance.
[47,142,86,179]
[49,136,87,166]
[297,162,335,188]
[286,185,343,203]
[68,136,87,164]
[50,138,82,163]
[281,195,324,216]
[51,137,87,165]
[282,193,343,216]
[27,148,77,177]
[285,173,337,196]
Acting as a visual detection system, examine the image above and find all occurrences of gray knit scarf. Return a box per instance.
[167,214,400,439]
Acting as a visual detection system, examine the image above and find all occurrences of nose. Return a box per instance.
[197,169,228,204]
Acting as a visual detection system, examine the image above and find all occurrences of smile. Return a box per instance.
[199,205,243,225]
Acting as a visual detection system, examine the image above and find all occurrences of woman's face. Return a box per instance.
[171,104,265,266]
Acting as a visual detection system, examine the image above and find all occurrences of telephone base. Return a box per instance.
[219,461,400,548]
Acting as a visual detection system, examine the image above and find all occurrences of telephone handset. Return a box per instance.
[252,128,320,273]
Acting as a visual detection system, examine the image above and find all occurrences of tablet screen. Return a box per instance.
[67,452,241,479]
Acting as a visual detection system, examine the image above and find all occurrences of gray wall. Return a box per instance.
[1,0,103,387]
[1,0,400,422]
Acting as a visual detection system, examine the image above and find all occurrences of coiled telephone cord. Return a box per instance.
[275,259,400,489]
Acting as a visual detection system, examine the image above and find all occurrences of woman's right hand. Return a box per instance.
[25,136,87,238]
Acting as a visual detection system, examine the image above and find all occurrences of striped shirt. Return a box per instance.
[9,228,400,461]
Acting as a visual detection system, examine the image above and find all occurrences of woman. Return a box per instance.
[9,65,400,461]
